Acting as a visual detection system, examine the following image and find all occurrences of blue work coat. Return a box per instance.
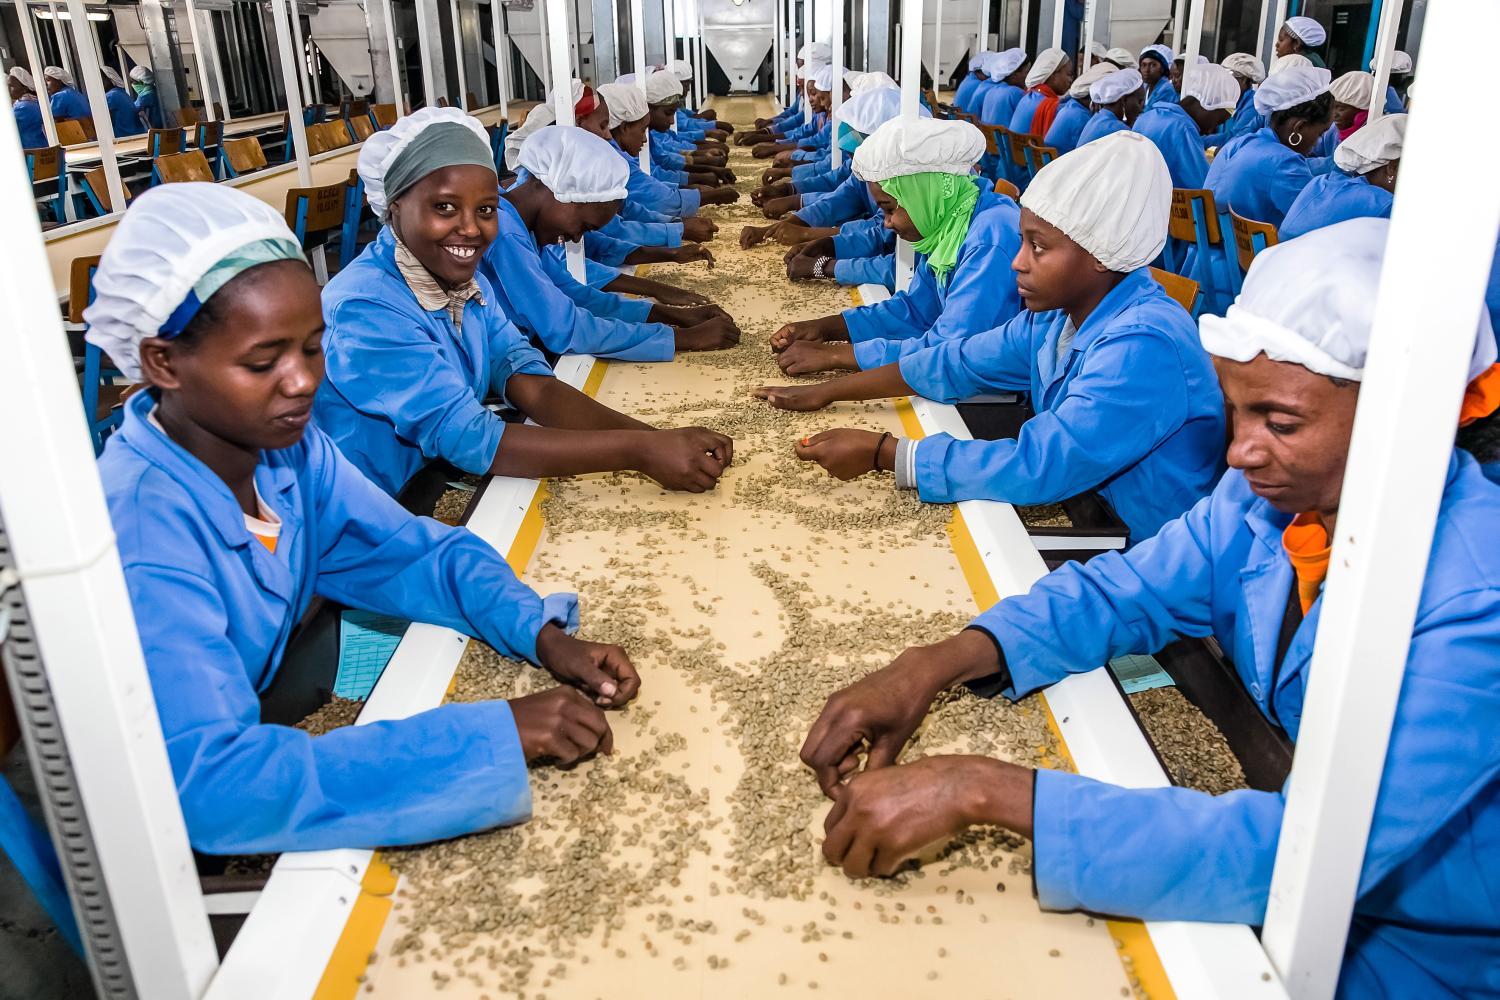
[832,216,890,259]
[315,228,554,496]
[104,86,143,137]
[1203,126,1315,228]
[897,269,1223,542]
[1133,103,1209,188]
[795,171,878,229]
[595,213,683,254]
[1144,76,1178,110]
[1208,87,1262,148]
[1280,171,1393,241]
[845,188,1023,370]
[612,140,700,219]
[13,96,46,149]
[1042,97,1092,154]
[977,455,1500,999]
[134,87,163,129]
[834,254,896,291]
[1074,108,1129,149]
[1383,85,1404,114]
[479,198,675,362]
[100,391,577,854]
[953,72,984,112]
[1007,89,1044,134]
[794,158,850,194]
[979,81,1024,126]
[49,85,90,121]
[538,244,657,321]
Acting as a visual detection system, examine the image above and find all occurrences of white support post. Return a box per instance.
[830,0,842,166]
[544,0,586,281]
[786,0,796,107]
[537,0,552,94]
[1268,0,1289,60]
[386,0,405,115]
[1254,0,1271,61]
[1259,4,1500,998]
[896,0,921,292]
[1172,0,1186,53]
[975,0,986,56]
[288,0,314,112]
[414,0,439,108]
[183,0,218,121]
[1050,0,1063,48]
[1183,0,1204,66]
[1081,0,1095,68]
[772,0,780,96]
[932,0,944,88]
[695,5,705,107]
[631,0,649,170]
[450,0,469,106]
[271,0,313,185]
[12,0,58,146]
[63,0,125,211]
[1366,0,1403,122]
[0,82,221,1000]
[1018,0,1029,52]
[46,2,73,79]
[204,8,233,122]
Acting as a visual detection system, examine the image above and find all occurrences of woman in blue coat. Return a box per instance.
[7,67,47,149]
[101,67,144,137]
[1131,64,1236,189]
[977,49,1029,126]
[43,66,91,123]
[1074,68,1143,148]
[1042,63,1110,155]
[129,66,163,129]
[799,219,1500,999]
[759,131,1225,546]
[1213,53,1267,147]
[952,53,988,113]
[1280,113,1403,240]
[1138,45,1178,109]
[84,182,641,855]
[317,109,733,498]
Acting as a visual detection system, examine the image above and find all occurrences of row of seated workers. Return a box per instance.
[68,28,1497,996]
[8,63,164,146]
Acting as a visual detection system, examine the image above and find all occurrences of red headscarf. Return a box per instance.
[1029,84,1061,138]
[575,86,599,119]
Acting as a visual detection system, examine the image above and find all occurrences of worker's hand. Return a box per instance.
[534,624,641,708]
[752,142,783,158]
[682,217,718,243]
[791,236,836,262]
[821,757,1035,878]
[671,243,716,267]
[760,180,794,201]
[772,150,796,168]
[654,302,729,327]
[769,317,840,352]
[510,687,614,764]
[752,383,833,412]
[761,167,791,184]
[786,254,833,282]
[674,315,741,352]
[637,426,734,491]
[648,282,709,307]
[740,224,775,249]
[779,341,856,377]
[761,194,802,219]
[711,165,737,182]
[793,428,887,480]
[699,186,741,205]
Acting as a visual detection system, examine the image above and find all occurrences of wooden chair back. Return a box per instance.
[55,118,90,145]
[980,124,1001,158]
[195,120,223,148]
[148,127,184,157]
[1230,209,1279,272]
[349,114,375,141]
[285,180,352,250]
[326,119,354,146]
[466,91,480,110]
[68,254,102,324]
[436,95,450,107]
[223,137,268,176]
[179,106,201,126]
[1025,143,1059,174]
[155,149,215,184]
[1150,267,1201,314]
[992,177,1020,200]
[1170,188,1221,244]
[371,103,398,128]
[1002,126,1031,171]
[27,145,63,182]
[81,166,132,215]
[304,122,333,154]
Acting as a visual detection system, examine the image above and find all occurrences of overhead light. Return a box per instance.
[35,9,112,20]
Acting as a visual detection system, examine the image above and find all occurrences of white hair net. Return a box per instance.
[1330,70,1374,107]
[1140,45,1175,68]
[1090,67,1143,105]
[129,65,153,84]
[812,64,836,92]
[1104,47,1136,68]
[597,82,647,129]
[1070,61,1116,100]
[8,66,34,90]
[1370,50,1413,74]
[1088,41,1109,61]
[359,106,492,218]
[969,50,992,72]
[850,70,897,94]
[836,86,928,136]
[83,183,303,380]
[1254,65,1330,116]
[670,59,693,81]
[1283,16,1326,47]
[505,103,554,170]
[1222,52,1267,84]
[1268,53,1312,75]
[44,65,73,87]
[644,69,682,105]
[852,117,985,183]
[1021,130,1171,272]
[518,125,629,203]
[1182,64,1240,112]
[1026,48,1067,88]
[1333,113,1406,174]
[101,66,125,89]
[1200,217,1496,382]
[799,42,832,64]
[984,48,1027,79]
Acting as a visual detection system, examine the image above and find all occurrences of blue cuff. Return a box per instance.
[852,338,896,370]
[1032,767,1086,911]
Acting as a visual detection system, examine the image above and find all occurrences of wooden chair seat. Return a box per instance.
[80,166,132,216]
[1150,266,1201,314]
[223,136,269,177]
[371,103,398,128]
[155,149,215,184]
[286,180,355,275]
[55,119,89,146]
[26,145,66,221]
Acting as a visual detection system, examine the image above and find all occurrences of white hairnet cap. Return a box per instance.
[802,61,828,88]
[850,70,897,94]
[1254,65,1330,115]
[1026,48,1067,88]
[969,50,992,71]
[1140,45,1175,67]
[129,65,153,83]
[1330,70,1374,107]
[1222,52,1266,84]
[597,81,647,128]
[1070,61,1116,100]
[1334,113,1406,174]
[804,42,832,64]
[984,48,1027,79]
[1200,217,1496,382]
[852,117,985,183]
[615,72,637,85]
[837,86,928,135]
[1370,50,1412,74]
[8,66,34,90]
[812,64,835,92]
[519,125,628,203]
[101,66,125,89]
[670,59,693,81]
[1088,41,1109,60]
[44,65,72,86]
[1090,68,1143,104]
[1268,53,1312,75]
[1283,16,1326,46]
[1105,47,1136,68]
[83,183,300,380]
[1021,130,1171,272]
[644,69,681,104]
[1182,64,1240,112]
[359,106,491,218]
[505,102,554,170]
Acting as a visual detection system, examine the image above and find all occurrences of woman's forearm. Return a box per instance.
[505,374,652,432]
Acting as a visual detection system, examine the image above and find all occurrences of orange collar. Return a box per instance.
[1460,363,1500,427]
[1282,512,1331,615]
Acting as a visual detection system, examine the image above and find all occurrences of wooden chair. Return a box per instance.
[325,120,354,147]
[436,95,450,108]
[195,120,224,178]
[25,146,67,223]
[992,177,1020,200]
[154,149,215,184]
[79,166,132,216]
[179,106,201,127]
[1150,266,1201,315]
[284,179,352,275]
[370,103,398,129]
[303,122,333,155]
[466,91,480,111]
[1169,188,1228,315]
[55,119,90,145]
[1023,142,1059,177]
[487,121,509,172]
[339,169,375,269]
[68,255,127,453]
[1230,209,1279,274]
[223,136,268,178]
[1001,126,1033,179]
[147,128,185,184]
[349,114,375,142]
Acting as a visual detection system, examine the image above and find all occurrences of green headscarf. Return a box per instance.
[878,171,981,286]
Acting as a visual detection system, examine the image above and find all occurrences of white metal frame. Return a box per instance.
[183,0,219,122]
[542,0,587,281]
[1365,0,1403,122]
[11,0,59,147]
[1182,0,1205,68]
[828,0,842,167]
[449,0,469,107]
[1080,0,1096,69]
[384,0,405,115]
[61,0,126,209]
[630,0,650,170]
